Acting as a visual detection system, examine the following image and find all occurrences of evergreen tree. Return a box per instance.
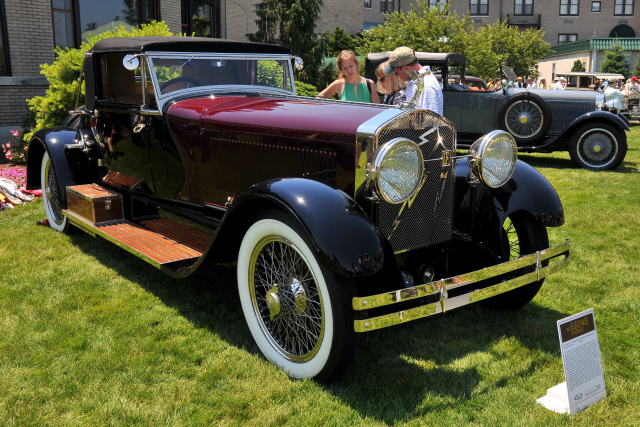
[247,0,324,84]
[324,27,356,57]
[632,55,640,77]
[571,59,586,72]
[600,42,629,79]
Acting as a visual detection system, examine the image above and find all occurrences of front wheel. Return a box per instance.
[569,122,627,170]
[482,214,549,310]
[41,152,70,233]
[237,211,357,381]
[498,92,551,144]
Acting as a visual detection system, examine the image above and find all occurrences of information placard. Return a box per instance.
[537,308,606,414]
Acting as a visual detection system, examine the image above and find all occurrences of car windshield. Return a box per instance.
[148,55,294,96]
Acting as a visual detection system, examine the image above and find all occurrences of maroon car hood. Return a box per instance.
[167,96,384,142]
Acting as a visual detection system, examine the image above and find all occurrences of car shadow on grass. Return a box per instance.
[518,153,639,174]
[69,232,571,423]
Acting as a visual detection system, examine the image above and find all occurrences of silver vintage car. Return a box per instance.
[366,52,630,171]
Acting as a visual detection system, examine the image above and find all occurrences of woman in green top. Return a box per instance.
[317,50,380,103]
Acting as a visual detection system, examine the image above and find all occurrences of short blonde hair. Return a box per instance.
[337,50,360,79]
[375,61,405,94]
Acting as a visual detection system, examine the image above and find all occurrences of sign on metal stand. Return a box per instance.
[537,308,606,415]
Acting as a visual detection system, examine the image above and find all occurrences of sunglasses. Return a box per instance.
[378,77,388,83]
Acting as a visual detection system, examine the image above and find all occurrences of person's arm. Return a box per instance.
[317,79,342,99]
[368,80,380,103]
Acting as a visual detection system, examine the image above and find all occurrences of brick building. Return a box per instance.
[0,0,361,127]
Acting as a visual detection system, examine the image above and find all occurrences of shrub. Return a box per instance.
[294,81,319,97]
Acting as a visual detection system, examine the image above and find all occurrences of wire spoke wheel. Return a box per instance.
[250,236,324,362]
[576,128,617,167]
[40,152,70,232]
[505,100,544,138]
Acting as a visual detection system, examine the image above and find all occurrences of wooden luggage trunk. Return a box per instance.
[66,184,124,224]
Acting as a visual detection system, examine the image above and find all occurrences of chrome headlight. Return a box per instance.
[367,138,424,204]
[468,130,517,188]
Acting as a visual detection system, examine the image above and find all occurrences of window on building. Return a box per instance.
[182,0,221,38]
[0,0,9,75]
[614,0,634,15]
[380,0,394,13]
[364,0,371,8]
[515,0,533,15]
[52,0,74,49]
[558,34,578,44]
[592,1,601,11]
[427,0,447,12]
[470,0,488,15]
[560,0,579,15]
[78,0,159,43]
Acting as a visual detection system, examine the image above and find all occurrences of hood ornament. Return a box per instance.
[401,68,430,109]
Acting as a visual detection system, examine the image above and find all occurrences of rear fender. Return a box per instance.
[26,128,90,207]
[213,178,387,278]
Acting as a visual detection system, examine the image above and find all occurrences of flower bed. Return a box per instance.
[0,164,27,190]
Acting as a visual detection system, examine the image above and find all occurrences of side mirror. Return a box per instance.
[294,57,304,71]
[123,54,139,71]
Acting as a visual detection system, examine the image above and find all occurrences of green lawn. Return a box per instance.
[1,126,639,426]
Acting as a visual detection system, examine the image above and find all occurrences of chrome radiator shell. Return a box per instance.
[356,109,457,253]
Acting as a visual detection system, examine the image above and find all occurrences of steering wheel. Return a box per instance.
[160,77,202,92]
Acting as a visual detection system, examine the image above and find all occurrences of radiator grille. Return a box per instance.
[376,111,456,253]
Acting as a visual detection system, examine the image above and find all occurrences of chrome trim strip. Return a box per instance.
[353,240,570,311]
[354,108,407,196]
[62,210,96,237]
[353,244,570,332]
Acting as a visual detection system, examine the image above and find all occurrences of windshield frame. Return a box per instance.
[145,52,297,111]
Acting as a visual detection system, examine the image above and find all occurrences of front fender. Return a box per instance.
[555,110,630,143]
[220,178,387,277]
[455,159,564,240]
[26,127,89,207]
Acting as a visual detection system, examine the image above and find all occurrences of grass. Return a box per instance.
[1,126,640,426]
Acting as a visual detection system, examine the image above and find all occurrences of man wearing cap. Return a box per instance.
[554,76,566,90]
[383,46,443,115]
[604,78,625,110]
[526,77,537,90]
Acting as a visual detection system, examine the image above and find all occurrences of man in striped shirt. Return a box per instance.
[383,46,443,115]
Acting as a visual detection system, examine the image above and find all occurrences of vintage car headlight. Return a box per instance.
[468,130,517,188]
[367,138,424,204]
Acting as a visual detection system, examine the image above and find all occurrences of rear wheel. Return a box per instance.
[569,122,627,170]
[41,152,70,233]
[482,214,549,310]
[237,210,357,381]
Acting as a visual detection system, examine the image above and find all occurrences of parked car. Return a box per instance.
[555,71,624,91]
[27,37,570,381]
[365,52,630,170]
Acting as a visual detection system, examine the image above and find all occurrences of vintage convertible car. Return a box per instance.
[27,37,570,381]
[365,52,630,170]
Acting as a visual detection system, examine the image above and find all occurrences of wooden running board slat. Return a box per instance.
[97,221,202,264]
[139,218,213,254]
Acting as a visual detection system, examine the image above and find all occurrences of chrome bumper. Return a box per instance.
[353,240,570,332]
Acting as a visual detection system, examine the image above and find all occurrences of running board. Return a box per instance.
[64,210,213,272]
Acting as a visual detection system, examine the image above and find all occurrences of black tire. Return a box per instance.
[61,113,83,129]
[236,210,357,381]
[498,92,552,144]
[569,122,627,170]
[41,152,71,233]
[482,214,549,310]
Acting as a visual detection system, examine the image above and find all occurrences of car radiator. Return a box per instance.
[376,111,457,253]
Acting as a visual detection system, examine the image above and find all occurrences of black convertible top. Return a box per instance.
[89,36,291,55]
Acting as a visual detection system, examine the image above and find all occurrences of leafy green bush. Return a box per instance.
[23,21,173,145]
[257,60,285,88]
[294,81,318,97]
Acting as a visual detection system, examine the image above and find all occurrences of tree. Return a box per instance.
[571,59,586,72]
[323,27,356,57]
[247,0,324,84]
[633,56,640,78]
[356,1,550,81]
[600,42,629,79]
[357,2,473,58]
